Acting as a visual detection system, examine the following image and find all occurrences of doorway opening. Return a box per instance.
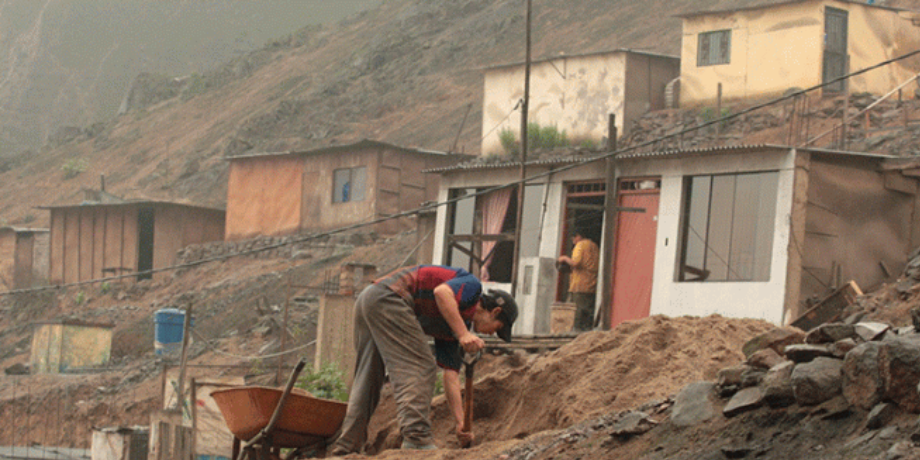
[137,207,155,281]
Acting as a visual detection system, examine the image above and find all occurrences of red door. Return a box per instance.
[611,181,660,328]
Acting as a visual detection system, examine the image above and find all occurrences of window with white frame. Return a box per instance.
[697,30,731,66]
[333,167,366,203]
[678,171,778,282]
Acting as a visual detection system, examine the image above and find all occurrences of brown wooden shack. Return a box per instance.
[43,201,225,284]
[0,226,48,290]
[224,140,471,240]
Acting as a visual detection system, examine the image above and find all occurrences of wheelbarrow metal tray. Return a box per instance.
[211,386,347,447]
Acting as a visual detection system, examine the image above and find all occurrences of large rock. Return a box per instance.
[830,338,857,358]
[671,382,717,427]
[784,344,834,363]
[762,361,796,408]
[743,327,806,358]
[843,342,885,410]
[724,387,764,417]
[805,323,856,344]
[855,322,891,342]
[718,365,747,387]
[747,348,785,369]
[880,336,920,412]
[610,411,657,437]
[792,357,844,406]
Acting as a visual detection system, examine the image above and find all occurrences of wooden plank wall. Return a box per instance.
[226,156,304,239]
[104,209,126,276]
[13,233,34,288]
[0,232,15,289]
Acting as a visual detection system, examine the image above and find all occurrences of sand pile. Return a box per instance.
[368,314,776,452]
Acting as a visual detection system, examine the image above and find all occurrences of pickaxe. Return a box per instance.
[460,350,482,448]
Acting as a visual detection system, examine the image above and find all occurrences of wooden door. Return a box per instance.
[610,181,660,328]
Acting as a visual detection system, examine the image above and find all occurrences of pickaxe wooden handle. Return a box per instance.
[460,351,481,448]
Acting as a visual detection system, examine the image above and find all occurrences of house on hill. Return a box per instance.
[224,140,472,240]
[428,145,920,335]
[42,199,225,284]
[480,49,680,155]
[0,227,49,290]
[678,0,920,107]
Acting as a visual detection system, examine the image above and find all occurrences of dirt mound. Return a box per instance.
[367,314,775,452]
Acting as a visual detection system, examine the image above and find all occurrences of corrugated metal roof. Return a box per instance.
[0,226,48,234]
[225,139,464,161]
[481,48,678,72]
[424,151,603,173]
[33,319,115,329]
[426,144,895,173]
[38,199,225,212]
[678,0,903,19]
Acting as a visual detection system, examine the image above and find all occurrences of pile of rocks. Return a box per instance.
[672,320,920,427]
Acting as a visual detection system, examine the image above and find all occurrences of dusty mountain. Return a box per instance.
[0,0,379,156]
[2,0,888,227]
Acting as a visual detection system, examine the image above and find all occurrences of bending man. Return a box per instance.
[330,265,517,454]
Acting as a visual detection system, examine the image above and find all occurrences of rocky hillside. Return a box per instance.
[5,0,893,227]
[0,0,379,156]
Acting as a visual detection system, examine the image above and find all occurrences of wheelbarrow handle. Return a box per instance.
[264,359,307,435]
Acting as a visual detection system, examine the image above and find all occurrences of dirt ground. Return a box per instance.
[359,315,775,454]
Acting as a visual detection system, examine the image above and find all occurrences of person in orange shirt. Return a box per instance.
[557,229,599,331]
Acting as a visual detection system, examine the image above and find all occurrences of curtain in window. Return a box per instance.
[480,187,514,281]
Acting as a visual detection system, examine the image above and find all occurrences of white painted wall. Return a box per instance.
[432,163,605,334]
[616,149,796,325]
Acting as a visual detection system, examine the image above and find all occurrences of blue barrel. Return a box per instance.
[154,308,193,355]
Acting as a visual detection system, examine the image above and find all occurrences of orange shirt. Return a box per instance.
[568,238,599,293]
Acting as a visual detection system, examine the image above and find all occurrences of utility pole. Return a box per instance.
[511,0,532,294]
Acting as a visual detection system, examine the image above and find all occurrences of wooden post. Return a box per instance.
[510,0,532,295]
[842,57,850,150]
[277,274,291,385]
[715,83,722,140]
[175,303,194,412]
[190,379,198,460]
[600,115,618,330]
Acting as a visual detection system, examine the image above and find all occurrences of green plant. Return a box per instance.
[700,107,715,123]
[499,128,518,155]
[74,291,85,305]
[61,158,88,179]
[100,281,111,295]
[497,123,570,156]
[528,122,568,150]
[296,363,348,402]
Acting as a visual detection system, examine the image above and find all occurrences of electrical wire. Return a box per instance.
[0,49,917,298]
[189,328,316,361]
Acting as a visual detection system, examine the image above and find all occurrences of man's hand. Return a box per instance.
[458,331,484,354]
[456,426,474,446]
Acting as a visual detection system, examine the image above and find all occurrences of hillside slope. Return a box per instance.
[0,0,873,227]
[0,0,379,155]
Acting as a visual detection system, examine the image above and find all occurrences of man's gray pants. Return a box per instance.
[331,284,437,453]
[571,291,596,331]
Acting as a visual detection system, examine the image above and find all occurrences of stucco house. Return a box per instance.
[678,0,920,107]
[42,200,225,284]
[429,145,920,335]
[224,140,471,240]
[481,50,680,155]
[0,227,48,290]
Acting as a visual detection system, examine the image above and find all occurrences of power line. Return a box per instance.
[0,50,917,298]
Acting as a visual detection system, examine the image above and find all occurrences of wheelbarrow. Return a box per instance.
[211,360,347,460]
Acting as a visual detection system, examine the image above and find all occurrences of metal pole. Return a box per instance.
[511,0,532,294]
